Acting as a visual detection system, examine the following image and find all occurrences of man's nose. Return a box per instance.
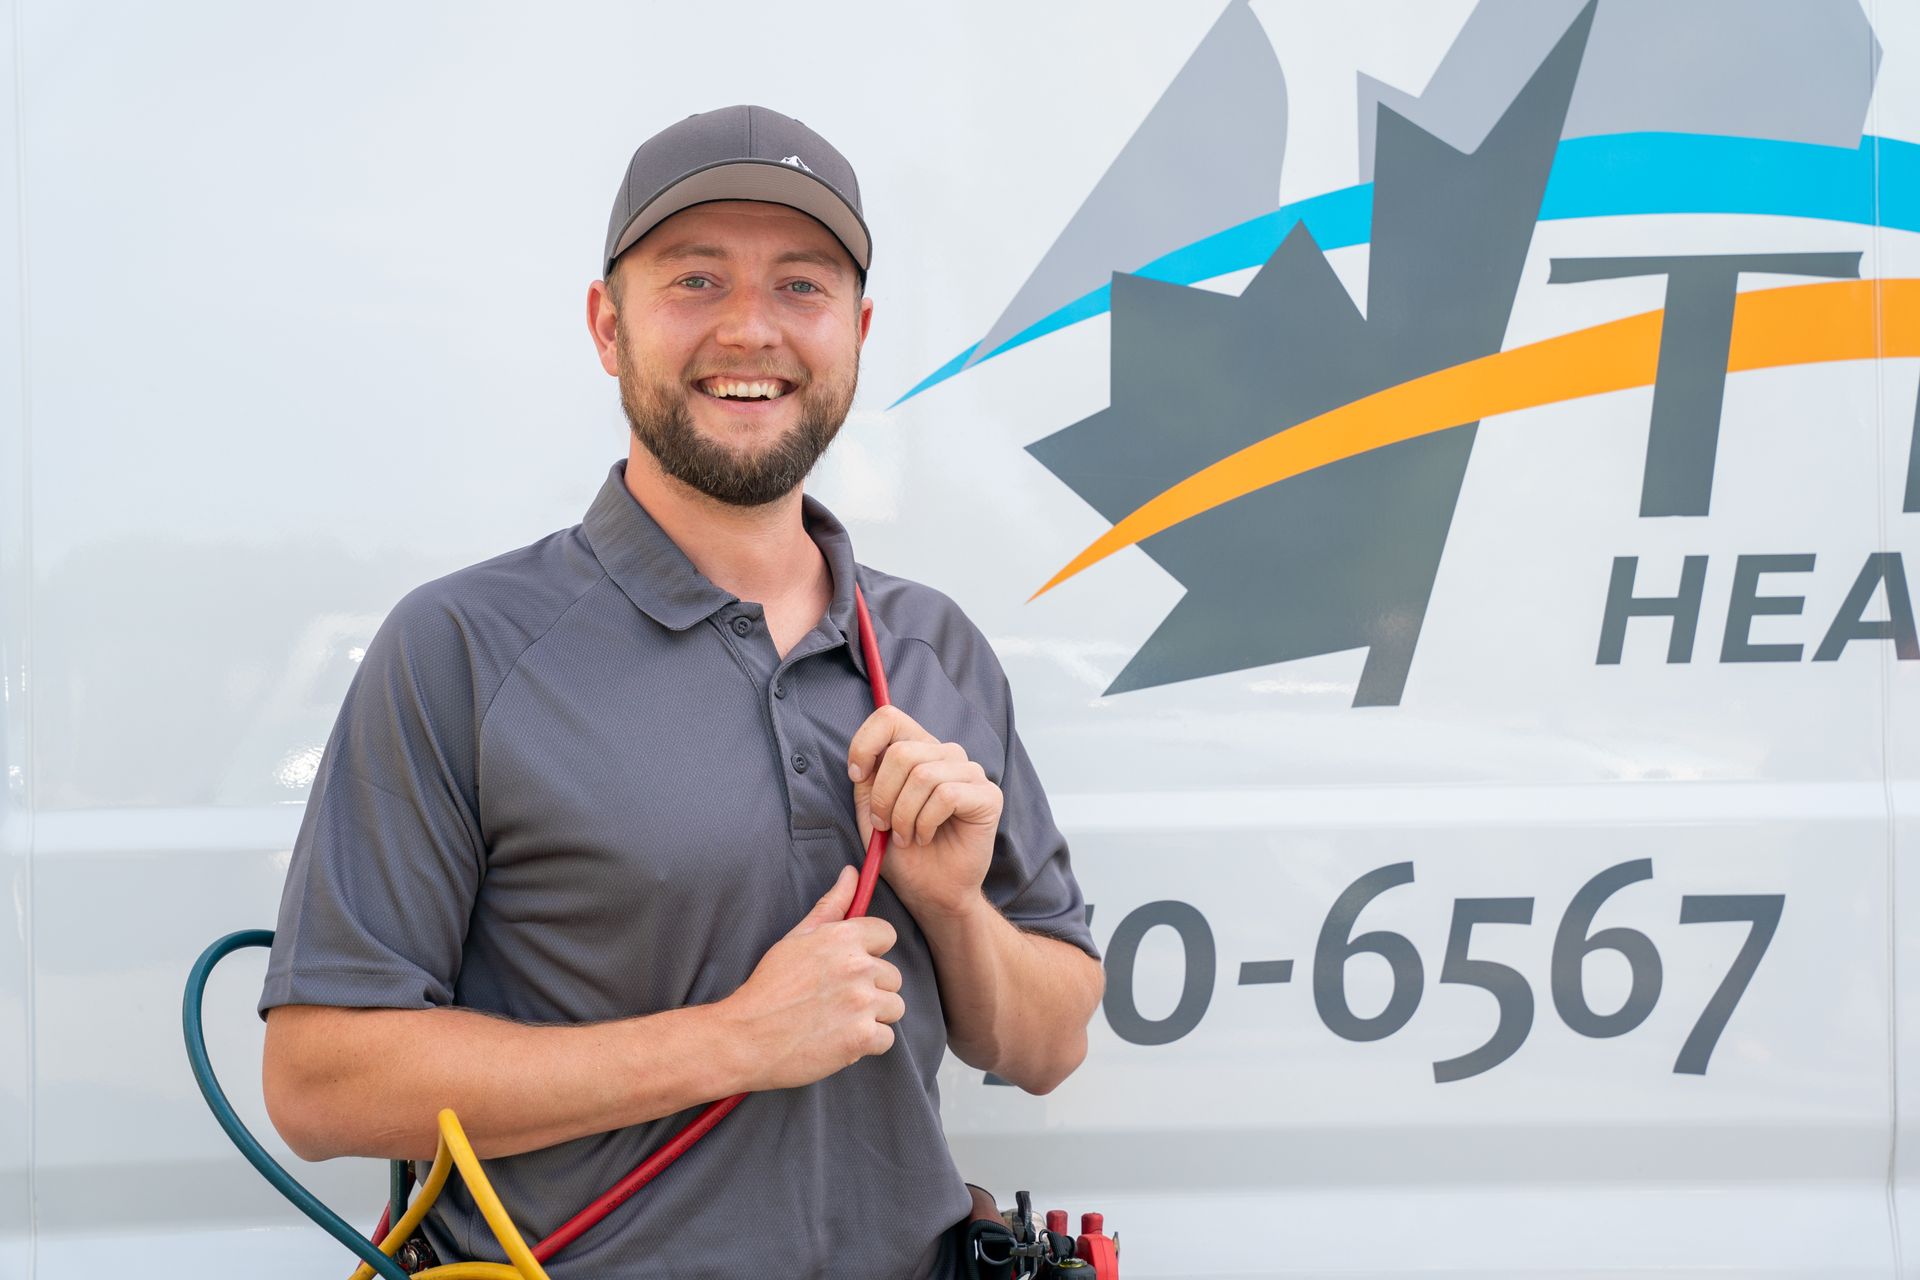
[712,283,783,350]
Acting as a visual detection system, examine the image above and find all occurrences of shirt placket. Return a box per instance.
[713,603,847,836]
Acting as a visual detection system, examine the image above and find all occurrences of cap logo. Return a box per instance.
[780,155,813,173]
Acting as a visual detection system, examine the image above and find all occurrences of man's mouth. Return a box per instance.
[694,376,797,403]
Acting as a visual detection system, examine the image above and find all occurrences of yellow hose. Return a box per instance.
[348,1131,455,1280]
[348,1109,551,1280]
[420,1109,552,1280]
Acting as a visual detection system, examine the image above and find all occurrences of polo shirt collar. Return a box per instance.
[583,461,734,630]
[804,489,868,677]
[582,460,869,676]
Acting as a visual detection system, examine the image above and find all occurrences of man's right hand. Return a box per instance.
[721,865,905,1091]
[263,871,905,1163]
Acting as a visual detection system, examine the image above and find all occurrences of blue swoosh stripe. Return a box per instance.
[890,131,1920,408]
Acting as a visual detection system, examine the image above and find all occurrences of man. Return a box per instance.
[259,104,1103,1279]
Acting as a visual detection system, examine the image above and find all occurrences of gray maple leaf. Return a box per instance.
[1029,3,1594,706]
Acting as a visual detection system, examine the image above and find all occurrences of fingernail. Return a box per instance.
[848,762,863,781]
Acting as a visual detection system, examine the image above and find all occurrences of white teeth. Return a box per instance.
[702,378,786,400]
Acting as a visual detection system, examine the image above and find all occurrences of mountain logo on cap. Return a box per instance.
[780,155,813,173]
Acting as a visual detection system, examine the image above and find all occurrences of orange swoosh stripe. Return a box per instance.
[1033,278,1920,600]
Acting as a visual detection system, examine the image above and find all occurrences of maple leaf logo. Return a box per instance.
[1028,7,1593,705]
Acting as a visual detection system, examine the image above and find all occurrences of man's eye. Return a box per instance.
[789,280,819,294]
[679,276,711,289]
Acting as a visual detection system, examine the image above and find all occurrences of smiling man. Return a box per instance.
[257,105,1104,1279]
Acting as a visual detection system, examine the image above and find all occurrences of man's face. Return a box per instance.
[607,200,871,507]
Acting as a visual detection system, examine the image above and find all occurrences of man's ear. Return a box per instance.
[857,294,874,347]
[589,278,620,377]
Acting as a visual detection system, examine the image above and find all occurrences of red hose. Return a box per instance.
[530,581,893,1262]
[849,581,892,916]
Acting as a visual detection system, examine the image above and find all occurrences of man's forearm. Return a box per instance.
[915,893,1103,1093]
[263,1001,749,1163]
[267,866,912,1164]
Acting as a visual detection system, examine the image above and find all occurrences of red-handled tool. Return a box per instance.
[1074,1211,1119,1280]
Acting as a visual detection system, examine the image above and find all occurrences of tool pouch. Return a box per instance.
[961,1183,1019,1280]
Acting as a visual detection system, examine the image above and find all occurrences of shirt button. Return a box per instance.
[790,752,809,774]
[731,616,753,636]
[772,679,786,699]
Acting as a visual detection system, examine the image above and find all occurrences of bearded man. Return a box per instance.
[256,105,1104,1279]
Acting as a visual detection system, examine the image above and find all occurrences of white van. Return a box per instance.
[5,1,1917,1275]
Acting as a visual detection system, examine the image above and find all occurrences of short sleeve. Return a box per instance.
[258,585,489,1017]
[979,671,1100,963]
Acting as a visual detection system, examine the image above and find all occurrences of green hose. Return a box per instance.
[391,1158,413,1240]
[182,929,411,1280]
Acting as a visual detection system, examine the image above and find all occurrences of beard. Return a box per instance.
[615,329,857,508]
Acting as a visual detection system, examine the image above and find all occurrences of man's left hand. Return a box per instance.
[846,706,1002,923]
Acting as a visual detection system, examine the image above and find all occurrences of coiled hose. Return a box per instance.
[184,929,412,1280]
[183,584,895,1275]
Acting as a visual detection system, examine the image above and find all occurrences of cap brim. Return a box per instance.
[605,159,871,277]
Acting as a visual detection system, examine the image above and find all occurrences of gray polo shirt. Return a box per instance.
[260,458,1098,1280]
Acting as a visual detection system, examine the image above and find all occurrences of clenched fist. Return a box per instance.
[719,866,906,1091]
[847,704,1002,924]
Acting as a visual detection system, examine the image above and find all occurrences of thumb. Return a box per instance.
[791,864,857,936]
[853,776,875,843]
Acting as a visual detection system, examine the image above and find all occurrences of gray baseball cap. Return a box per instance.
[603,104,871,281]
